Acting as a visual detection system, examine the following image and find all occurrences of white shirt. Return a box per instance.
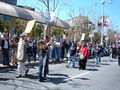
[55,41,61,47]
[3,40,8,49]
[29,42,33,47]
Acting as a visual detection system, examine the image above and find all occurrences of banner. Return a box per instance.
[23,20,35,34]
[98,16,102,27]
[50,11,55,22]
[104,16,109,26]
[0,32,4,38]
[98,16,109,27]
[81,33,85,41]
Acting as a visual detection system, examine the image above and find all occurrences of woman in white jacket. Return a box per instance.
[16,34,29,78]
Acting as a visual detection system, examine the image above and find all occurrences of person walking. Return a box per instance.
[16,34,29,78]
[78,42,88,70]
[66,42,77,68]
[37,40,49,82]
[94,44,102,65]
[117,43,120,66]
[109,46,113,62]
[112,44,117,58]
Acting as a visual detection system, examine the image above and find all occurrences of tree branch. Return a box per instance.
[39,0,49,9]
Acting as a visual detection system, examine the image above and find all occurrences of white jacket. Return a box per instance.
[17,38,26,61]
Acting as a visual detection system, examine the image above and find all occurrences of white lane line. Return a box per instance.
[65,72,90,81]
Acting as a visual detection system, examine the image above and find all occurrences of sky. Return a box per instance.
[17,0,120,31]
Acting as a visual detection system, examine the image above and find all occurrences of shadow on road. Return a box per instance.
[49,73,69,77]
[79,78,90,80]
[48,77,67,84]
[0,78,10,81]
[48,73,69,84]
[101,63,110,65]
[75,77,90,80]
[87,64,97,67]
[86,68,99,71]
[0,68,16,73]
[25,74,38,79]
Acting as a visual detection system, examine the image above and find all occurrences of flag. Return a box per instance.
[104,16,109,26]
[97,16,109,27]
[23,20,35,34]
[97,16,102,27]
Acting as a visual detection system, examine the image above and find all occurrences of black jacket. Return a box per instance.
[1,39,9,50]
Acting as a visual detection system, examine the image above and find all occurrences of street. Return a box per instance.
[0,57,120,90]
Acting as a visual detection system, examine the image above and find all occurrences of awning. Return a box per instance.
[0,2,70,29]
[50,17,71,29]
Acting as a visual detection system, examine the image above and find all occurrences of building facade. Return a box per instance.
[0,0,17,21]
[66,16,91,41]
[0,0,17,5]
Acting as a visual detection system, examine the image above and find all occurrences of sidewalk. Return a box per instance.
[0,61,39,70]
[0,58,65,70]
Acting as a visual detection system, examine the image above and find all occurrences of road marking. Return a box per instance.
[65,72,90,81]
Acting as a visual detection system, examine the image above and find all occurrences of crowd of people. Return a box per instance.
[1,34,120,82]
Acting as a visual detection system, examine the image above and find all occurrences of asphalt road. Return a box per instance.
[0,57,120,90]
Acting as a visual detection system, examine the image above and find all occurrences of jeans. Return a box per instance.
[2,49,9,65]
[95,53,101,64]
[67,55,75,67]
[49,48,56,59]
[33,52,37,62]
[55,47,61,61]
[109,53,112,61]
[27,47,33,62]
[38,55,49,80]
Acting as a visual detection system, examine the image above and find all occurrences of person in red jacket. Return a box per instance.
[78,42,88,70]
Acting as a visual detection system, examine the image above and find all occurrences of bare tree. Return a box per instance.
[38,0,71,40]
[66,7,97,41]
[38,0,60,39]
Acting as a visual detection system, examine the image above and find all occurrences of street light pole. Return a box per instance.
[101,0,105,45]
[100,0,112,45]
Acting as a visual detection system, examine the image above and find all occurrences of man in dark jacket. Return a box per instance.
[66,42,77,68]
[1,35,10,65]
[94,45,102,65]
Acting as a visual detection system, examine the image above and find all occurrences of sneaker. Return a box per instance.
[39,79,45,82]
[79,67,81,70]
[73,65,75,68]
[25,69,29,76]
[43,77,48,81]
[66,65,69,68]
[16,75,22,78]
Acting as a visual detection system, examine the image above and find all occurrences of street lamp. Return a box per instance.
[101,0,112,45]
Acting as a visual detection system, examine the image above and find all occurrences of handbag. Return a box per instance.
[78,53,84,60]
